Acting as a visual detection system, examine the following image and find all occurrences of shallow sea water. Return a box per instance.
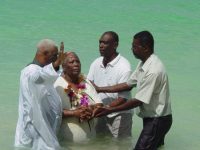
[0,0,199,149]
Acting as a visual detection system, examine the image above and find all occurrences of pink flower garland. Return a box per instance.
[65,82,89,108]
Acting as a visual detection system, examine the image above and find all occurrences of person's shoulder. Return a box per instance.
[92,57,103,63]
[54,76,65,84]
[118,54,131,65]
[149,55,167,76]
[153,55,166,69]
[55,75,63,82]
[116,54,131,69]
[27,64,41,69]
[90,57,103,66]
[21,64,40,75]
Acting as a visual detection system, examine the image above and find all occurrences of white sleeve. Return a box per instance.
[117,61,132,99]
[135,73,159,104]
[127,70,137,86]
[30,63,58,84]
[87,62,95,81]
[127,62,142,86]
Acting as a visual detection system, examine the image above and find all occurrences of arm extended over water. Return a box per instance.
[92,82,136,93]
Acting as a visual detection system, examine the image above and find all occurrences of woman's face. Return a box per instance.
[62,53,81,77]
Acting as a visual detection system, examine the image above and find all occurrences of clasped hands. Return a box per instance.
[70,105,112,122]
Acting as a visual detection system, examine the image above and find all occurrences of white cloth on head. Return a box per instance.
[54,76,102,143]
[15,63,62,150]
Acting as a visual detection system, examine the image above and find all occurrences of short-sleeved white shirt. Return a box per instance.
[127,54,172,118]
[87,54,132,117]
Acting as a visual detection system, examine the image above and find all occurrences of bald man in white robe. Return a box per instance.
[15,39,64,150]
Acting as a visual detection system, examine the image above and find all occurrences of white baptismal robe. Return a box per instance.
[15,63,62,150]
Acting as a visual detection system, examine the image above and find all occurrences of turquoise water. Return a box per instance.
[0,0,199,149]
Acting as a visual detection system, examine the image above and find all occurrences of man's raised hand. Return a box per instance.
[53,42,65,69]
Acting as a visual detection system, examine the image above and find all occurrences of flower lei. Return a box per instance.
[64,75,90,109]
[64,75,95,130]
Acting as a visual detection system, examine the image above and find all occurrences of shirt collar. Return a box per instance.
[100,54,121,68]
[28,59,44,67]
[138,54,155,72]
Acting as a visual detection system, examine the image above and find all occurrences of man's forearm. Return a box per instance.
[109,97,127,107]
[97,83,133,93]
[110,99,142,113]
[93,99,143,117]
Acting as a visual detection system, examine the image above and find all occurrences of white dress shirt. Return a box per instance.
[127,54,172,118]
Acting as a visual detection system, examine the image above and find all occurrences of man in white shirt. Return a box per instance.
[15,39,64,150]
[87,31,133,138]
[93,31,172,150]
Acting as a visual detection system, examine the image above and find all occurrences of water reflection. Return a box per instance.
[60,136,135,150]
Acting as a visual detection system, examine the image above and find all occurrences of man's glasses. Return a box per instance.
[131,44,143,50]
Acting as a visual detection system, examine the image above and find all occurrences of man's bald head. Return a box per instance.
[36,39,57,53]
[35,39,58,66]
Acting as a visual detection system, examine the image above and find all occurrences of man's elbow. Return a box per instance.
[134,99,143,107]
[126,85,133,91]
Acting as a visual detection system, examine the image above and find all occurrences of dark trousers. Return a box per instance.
[134,114,172,150]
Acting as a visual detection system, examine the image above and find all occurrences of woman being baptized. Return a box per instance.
[54,52,103,143]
